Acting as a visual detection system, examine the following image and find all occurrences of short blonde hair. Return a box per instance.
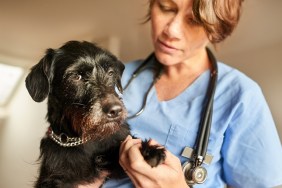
[145,0,244,43]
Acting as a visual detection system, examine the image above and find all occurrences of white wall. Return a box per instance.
[0,73,48,188]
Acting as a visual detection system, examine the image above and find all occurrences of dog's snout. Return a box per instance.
[103,104,122,118]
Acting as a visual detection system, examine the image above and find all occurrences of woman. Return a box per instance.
[89,0,282,187]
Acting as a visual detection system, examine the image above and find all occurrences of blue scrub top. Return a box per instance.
[104,56,282,188]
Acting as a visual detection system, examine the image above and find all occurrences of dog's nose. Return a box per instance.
[103,104,122,118]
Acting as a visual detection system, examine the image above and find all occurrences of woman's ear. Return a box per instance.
[25,48,55,102]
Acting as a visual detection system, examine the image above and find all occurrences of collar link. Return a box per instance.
[48,127,90,147]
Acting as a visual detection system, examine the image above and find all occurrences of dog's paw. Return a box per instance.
[140,139,166,167]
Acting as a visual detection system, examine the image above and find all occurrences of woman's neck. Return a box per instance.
[155,49,210,101]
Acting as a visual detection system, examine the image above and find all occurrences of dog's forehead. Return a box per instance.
[64,54,116,72]
[78,54,112,65]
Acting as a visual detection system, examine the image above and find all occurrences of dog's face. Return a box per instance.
[25,41,127,140]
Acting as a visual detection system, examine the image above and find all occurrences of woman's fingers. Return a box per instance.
[119,136,153,187]
[119,135,141,155]
[119,135,142,168]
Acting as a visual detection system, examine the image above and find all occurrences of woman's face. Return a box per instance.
[150,0,209,66]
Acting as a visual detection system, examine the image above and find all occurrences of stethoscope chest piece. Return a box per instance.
[182,161,208,186]
[192,166,207,183]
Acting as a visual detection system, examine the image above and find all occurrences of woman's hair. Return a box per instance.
[145,0,244,43]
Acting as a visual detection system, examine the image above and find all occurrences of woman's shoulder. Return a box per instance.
[215,62,267,109]
[217,62,261,95]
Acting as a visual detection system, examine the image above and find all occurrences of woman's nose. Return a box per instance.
[163,15,183,39]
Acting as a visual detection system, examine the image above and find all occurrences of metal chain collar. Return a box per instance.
[49,129,91,147]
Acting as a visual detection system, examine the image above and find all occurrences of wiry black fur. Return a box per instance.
[25,41,166,188]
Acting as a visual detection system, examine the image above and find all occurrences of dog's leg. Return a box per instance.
[140,139,166,167]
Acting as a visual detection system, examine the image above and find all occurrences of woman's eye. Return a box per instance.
[158,2,176,13]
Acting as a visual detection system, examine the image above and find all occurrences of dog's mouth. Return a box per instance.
[81,118,125,141]
[55,97,127,145]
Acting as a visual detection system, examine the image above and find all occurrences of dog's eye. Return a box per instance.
[108,70,114,76]
[70,73,82,81]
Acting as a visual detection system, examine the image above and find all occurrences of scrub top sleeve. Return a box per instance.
[221,84,282,188]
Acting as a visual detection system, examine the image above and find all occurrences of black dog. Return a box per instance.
[25,41,165,188]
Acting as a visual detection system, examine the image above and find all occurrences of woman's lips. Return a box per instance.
[157,39,178,53]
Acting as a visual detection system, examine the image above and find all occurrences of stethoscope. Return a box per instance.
[123,48,218,187]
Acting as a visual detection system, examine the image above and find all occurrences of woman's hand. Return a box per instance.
[119,135,188,188]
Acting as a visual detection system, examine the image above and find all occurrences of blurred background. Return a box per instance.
[0,0,281,187]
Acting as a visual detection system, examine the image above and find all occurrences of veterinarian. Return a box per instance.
[83,0,282,187]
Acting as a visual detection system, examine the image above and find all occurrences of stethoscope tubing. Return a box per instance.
[124,53,162,119]
[194,48,218,162]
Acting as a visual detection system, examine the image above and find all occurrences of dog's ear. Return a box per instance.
[25,48,55,102]
[115,61,125,94]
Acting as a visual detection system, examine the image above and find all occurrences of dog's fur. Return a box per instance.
[25,41,165,188]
